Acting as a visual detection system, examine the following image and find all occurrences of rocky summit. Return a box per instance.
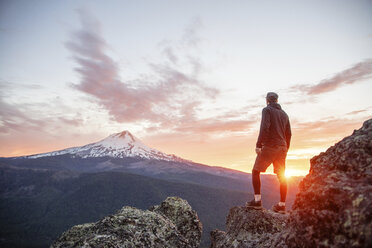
[278,118,372,248]
[210,118,372,248]
[210,207,288,248]
[51,197,202,248]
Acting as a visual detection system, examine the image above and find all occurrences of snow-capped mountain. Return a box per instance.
[16,130,249,183]
[26,131,185,162]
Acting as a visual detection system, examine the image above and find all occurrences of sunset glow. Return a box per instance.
[285,169,306,178]
[1,1,371,176]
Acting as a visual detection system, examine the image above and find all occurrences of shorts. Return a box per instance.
[253,146,288,175]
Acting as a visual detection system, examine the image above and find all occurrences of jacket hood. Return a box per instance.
[268,102,282,110]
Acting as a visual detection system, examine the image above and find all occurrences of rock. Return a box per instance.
[277,118,372,248]
[150,196,202,248]
[210,207,287,248]
[51,196,202,248]
[211,118,372,248]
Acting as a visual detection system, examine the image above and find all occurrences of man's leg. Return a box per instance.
[252,169,261,199]
[247,147,273,209]
[277,171,287,203]
[246,168,263,209]
[272,147,288,213]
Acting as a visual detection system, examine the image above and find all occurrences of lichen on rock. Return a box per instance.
[51,196,202,248]
[150,196,202,248]
[210,207,288,248]
[278,118,372,248]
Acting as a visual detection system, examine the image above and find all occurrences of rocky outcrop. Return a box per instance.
[51,196,202,248]
[211,118,372,248]
[278,118,372,247]
[210,207,287,248]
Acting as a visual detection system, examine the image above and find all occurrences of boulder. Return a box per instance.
[210,207,287,248]
[51,196,202,248]
[277,118,372,247]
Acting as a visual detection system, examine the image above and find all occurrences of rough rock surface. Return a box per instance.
[277,118,372,248]
[211,118,372,248]
[51,196,202,248]
[210,207,287,248]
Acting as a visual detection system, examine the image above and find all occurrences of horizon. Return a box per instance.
[1,0,372,176]
[1,123,365,177]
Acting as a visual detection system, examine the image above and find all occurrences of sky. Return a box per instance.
[1,0,371,176]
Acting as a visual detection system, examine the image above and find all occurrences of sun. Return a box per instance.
[285,170,296,178]
[284,169,309,178]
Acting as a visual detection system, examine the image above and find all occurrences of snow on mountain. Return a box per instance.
[26,131,185,162]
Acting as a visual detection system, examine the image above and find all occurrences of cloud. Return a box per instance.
[66,10,220,130]
[0,82,46,134]
[0,81,84,134]
[345,109,369,116]
[66,10,263,140]
[291,59,372,95]
[162,47,178,65]
[58,117,84,127]
[0,99,45,134]
[182,16,203,47]
[175,118,257,134]
[0,81,91,157]
[290,117,367,150]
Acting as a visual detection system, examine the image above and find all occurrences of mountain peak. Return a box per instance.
[95,130,146,151]
[113,130,135,141]
[25,130,184,162]
[103,130,137,146]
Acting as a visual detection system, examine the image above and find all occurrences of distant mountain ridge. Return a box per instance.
[13,130,254,184]
[24,130,186,162]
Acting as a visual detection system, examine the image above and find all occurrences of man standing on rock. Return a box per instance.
[246,92,291,214]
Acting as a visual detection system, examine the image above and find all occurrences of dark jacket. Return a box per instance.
[256,102,291,149]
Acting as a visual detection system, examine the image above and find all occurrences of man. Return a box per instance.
[246,92,291,214]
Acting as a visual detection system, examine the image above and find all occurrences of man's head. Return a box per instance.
[266,92,278,104]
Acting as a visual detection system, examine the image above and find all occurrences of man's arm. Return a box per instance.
[256,108,271,148]
[285,120,292,149]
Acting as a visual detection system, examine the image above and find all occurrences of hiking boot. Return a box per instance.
[246,199,263,210]
[272,203,285,214]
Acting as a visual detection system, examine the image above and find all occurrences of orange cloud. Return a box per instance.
[291,117,367,149]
